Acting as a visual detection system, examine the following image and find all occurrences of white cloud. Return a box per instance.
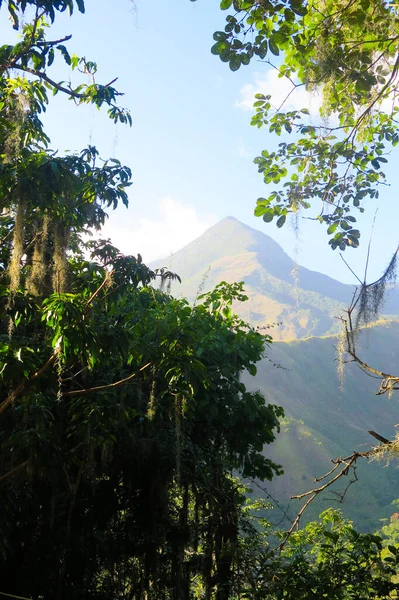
[238,142,252,158]
[98,197,218,263]
[237,69,322,116]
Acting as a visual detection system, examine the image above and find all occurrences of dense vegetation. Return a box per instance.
[1,0,399,598]
[210,0,399,251]
[0,2,285,597]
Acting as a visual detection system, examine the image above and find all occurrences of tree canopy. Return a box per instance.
[208,0,399,408]
[210,0,399,250]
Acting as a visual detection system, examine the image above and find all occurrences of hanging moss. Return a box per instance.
[336,320,346,390]
[8,198,26,295]
[3,93,27,165]
[52,222,69,294]
[355,249,398,329]
[147,366,157,420]
[26,213,49,296]
[55,349,63,403]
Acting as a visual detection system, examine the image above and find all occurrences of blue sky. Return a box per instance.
[3,0,399,284]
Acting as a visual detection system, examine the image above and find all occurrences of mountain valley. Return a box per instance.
[152,217,399,530]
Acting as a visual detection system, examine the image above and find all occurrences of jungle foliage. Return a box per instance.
[0,2,285,598]
[2,0,399,598]
[209,0,399,250]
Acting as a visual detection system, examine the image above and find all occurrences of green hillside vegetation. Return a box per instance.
[152,217,399,530]
[244,321,399,531]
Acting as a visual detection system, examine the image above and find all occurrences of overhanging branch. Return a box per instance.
[62,362,151,397]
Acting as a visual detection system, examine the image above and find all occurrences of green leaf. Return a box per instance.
[355,77,370,93]
[229,55,241,71]
[276,215,286,228]
[57,44,71,65]
[220,50,231,63]
[47,48,55,67]
[269,39,279,56]
[340,220,351,231]
[213,31,227,41]
[220,0,233,9]
[347,235,359,247]
[262,209,274,223]
[247,363,257,376]
[254,205,266,217]
[211,41,227,55]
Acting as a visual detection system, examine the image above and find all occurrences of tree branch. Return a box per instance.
[83,270,113,316]
[0,349,59,416]
[277,449,372,550]
[368,430,390,444]
[0,460,29,484]
[62,362,151,397]
[6,35,72,71]
[0,592,35,600]
[12,65,87,99]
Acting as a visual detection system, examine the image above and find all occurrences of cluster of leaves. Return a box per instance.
[208,0,399,249]
[251,98,395,249]
[3,1,86,28]
[0,0,131,150]
[265,509,399,599]
[210,0,306,72]
[232,508,399,599]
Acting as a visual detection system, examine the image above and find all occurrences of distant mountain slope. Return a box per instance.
[243,321,399,531]
[152,217,399,340]
[150,217,399,529]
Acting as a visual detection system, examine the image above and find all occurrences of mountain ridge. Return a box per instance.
[152,216,399,340]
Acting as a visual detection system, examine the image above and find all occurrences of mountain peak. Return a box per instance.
[151,216,385,339]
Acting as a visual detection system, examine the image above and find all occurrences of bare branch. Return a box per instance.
[35,35,73,47]
[368,430,391,444]
[62,362,151,397]
[339,254,363,286]
[12,65,86,98]
[11,65,123,103]
[277,449,373,550]
[0,591,35,600]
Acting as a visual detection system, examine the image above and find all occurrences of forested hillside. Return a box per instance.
[244,322,399,531]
